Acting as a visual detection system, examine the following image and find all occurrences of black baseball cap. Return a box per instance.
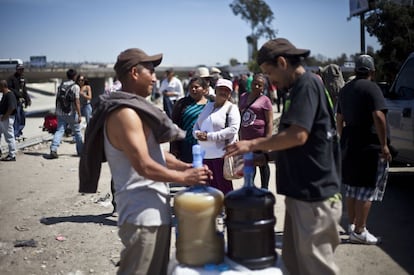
[114,48,162,77]
[257,38,310,65]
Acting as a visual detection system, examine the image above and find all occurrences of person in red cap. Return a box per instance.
[225,38,342,274]
[79,48,212,275]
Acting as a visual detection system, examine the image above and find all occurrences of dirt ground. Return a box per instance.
[0,137,413,275]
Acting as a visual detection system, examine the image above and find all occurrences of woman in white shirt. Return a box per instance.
[193,78,241,194]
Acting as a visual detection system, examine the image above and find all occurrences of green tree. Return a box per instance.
[229,58,240,66]
[365,1,414,81]
[230,0,277,72]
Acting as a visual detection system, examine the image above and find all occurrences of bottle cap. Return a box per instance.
[192,144,202,155]
[217,263,230,271]
[203,264,216,271]
[192,144,203,168]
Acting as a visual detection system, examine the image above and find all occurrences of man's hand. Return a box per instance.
[183,165,213,185]
[381,145,392,162]
[225,140,252,158]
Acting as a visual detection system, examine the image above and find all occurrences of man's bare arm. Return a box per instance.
[106,108,210,185]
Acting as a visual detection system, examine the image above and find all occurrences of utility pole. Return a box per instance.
[360,12,366,54]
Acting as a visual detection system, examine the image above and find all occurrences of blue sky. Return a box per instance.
[1,0,380,67]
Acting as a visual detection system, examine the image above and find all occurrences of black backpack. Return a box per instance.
[57,82,75,113]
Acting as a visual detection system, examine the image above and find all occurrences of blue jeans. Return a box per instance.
[0,115,16,157]
[50,113,83,155]
[81,103,92,124]
[13,103,25,138]
[163,96,174,119]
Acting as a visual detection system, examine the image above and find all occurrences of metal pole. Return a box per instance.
[360,13,365,54]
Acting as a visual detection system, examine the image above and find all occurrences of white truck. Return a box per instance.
[385,52,414,165]
[0,58,23,71]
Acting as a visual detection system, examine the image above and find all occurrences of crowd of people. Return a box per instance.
[0,37,393,275]
[0,65,95,161]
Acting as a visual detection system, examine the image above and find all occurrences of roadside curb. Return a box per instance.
[1,134,53,156]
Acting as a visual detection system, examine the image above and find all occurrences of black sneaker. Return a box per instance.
[1,155,16,161]
[50,151,58,159]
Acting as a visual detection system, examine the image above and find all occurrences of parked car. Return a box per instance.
[383,52,414,165]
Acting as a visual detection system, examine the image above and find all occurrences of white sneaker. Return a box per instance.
[348,224,355,234]
[350,228,380,245]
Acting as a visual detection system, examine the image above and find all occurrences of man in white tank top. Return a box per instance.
[103,48,212,275]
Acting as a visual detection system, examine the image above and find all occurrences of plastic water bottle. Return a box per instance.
[173,144,225,266]
[224,152,277,269]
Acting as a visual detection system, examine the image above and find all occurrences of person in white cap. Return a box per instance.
[210,66,222,83]
[195,67,216,101]
[193,78,240,194]
[210,67,223,94]
[210,66,221,75]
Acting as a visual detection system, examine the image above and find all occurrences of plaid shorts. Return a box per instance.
[344,184,380,201]
[345,184,375,201]
[345,159,389,202]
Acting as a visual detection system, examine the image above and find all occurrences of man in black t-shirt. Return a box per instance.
[336,54,392,245]
[7,64,31,138]
[226,38,342,275]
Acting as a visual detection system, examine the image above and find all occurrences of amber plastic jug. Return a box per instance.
[224,152,277,269]
[174,145,225,266]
